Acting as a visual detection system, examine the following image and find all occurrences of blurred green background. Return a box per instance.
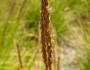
[0,0,90,70]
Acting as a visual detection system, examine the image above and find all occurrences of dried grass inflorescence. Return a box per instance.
[40,0,53,70]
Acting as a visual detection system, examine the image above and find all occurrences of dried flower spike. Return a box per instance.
[40,0,53,70]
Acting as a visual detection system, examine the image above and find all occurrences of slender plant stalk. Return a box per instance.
[40,0,53,70]
[37,22,41,70]
[15,41,23,70]
[57,56,60,70]
[78,57,80,70]
[14,0,27,65]
[17,0,27,24]
[38,22,41,46]
[0,0,16,48]
[15,0,27,37]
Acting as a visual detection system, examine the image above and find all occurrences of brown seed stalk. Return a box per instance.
[15,41,23,70]
[40,0,53,70]
[57,56,60,70]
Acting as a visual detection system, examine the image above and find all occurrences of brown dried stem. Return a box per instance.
[15,41,23,70]
[40,0,53,70]
[57,56,60,70]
